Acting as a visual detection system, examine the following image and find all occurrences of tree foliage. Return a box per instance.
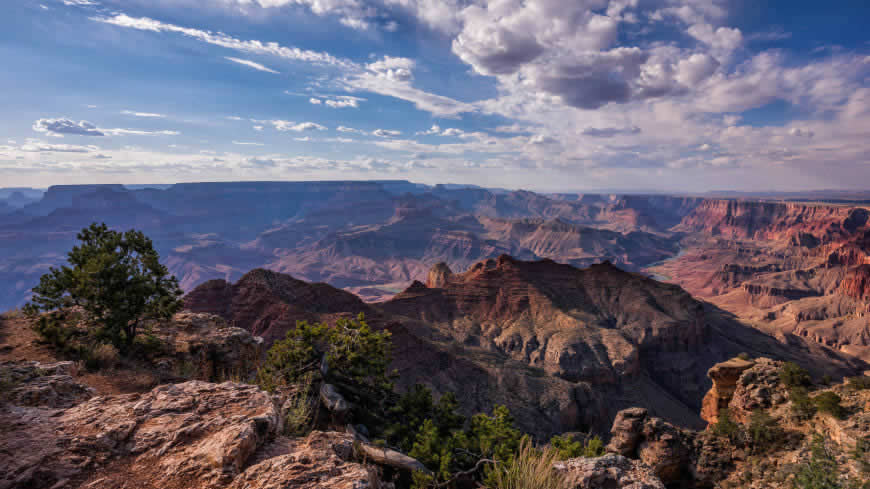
[257,314,394,407]
[813,392,845,419]
[549,434,605,459]
[26,223,182,352]
[780,362,812,389]
[747,409,780,453]
[793,434,843,489]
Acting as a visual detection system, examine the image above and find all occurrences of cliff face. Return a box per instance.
[838,264,870,302]
[383,256,707,389]
[676,200,868,242]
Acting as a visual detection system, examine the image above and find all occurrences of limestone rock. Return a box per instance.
[0,361,93,408]
[555,454,666,489]
[228,432,378,489]
[700,357,755,425]
[0,381,280,489]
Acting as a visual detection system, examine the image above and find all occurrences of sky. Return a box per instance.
[1,0,869,192]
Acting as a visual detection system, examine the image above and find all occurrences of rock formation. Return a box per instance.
[555,454,666,489]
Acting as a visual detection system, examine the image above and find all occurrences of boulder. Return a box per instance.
[727,357,786,422]
[228,431,379,489]
[0,361,93,408]
[0,381,280,489]
[605,408,691,484]
[554,454,666,489]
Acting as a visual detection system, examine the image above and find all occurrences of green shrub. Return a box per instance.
[847,376,870,391]
[549,434,605,460]
[32,312,80,354]
[712,408,743,443]
[790,387,817,420]
[781,362,812,389]
[747,410,780,453]
[813,392,845,419]
[738,352,752,361]
[486,439,572,489]
[793,434,842,489]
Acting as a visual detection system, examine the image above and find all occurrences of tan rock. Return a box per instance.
[700,357,755,425]
[554,454,666,489]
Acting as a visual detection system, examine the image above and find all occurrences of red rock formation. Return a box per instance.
[184,268,373,344]
[839,264,870,303]
[699,358,756,425]
[676,200,868,242]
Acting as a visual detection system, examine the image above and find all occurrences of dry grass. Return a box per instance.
[283,373,316,437]
[486,439,572,489]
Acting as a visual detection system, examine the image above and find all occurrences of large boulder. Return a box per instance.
[605,408,691,484]
[0,381,280,489]
[555,454,666,489]
[228,432,378,489]
[0,360,93,408]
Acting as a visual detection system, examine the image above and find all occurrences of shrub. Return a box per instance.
[780,362,812,389]
[486,439,572,489]
[712,408,743,443]
[85,343,120,371]
[793,434,842,489]
[813,392,845,419]
[738,352,752,361]
[747,410,780,453]
[283,373,316,437]
[549,434,605,460]
[847,376,870,391]
[790,387,818,420]
[32,312,80,354]
[25,223,182,353]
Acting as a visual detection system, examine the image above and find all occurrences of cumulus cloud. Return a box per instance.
[225,56,280,74]
[33,118,104,137]
[373,129,402,137]
[337,125,365,134]
[310,97,322,104]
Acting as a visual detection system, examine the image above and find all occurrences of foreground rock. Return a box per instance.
[0,360,93,408]
[1,381,278,489]
[228,431,378,489]
[555,454,665,489]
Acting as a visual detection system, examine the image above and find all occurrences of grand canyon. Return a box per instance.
[5,0,870,487]
[2,181,870,488]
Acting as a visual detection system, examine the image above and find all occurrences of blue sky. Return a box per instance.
[1,0,869,192]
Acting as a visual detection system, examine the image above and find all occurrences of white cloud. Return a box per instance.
[20,140,99,153]
[260,120,328,132]
[310,97,323,104]
[121,110,166,118]
[372,129,402,137]
[101,128,181,136]
[232,140,265,145]
[94,14,353,68]
[33,118,104,137]
[416,125,441,135]
[337,125,365,134]
[225,56,280,74]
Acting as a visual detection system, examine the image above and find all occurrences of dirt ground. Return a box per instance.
[0,312,160,395]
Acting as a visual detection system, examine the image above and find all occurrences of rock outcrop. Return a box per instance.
[0,361,94,409]
[700,358,756,425]
[555,454,666,489]
[151,311,264,380]
[184,268,373,344]
[605,408,691,484]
